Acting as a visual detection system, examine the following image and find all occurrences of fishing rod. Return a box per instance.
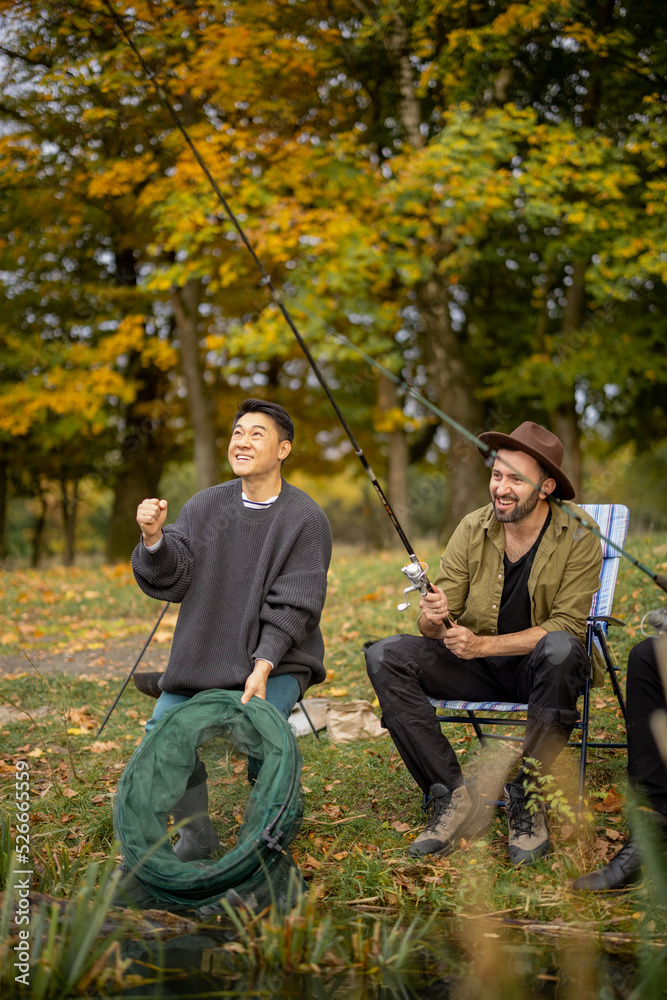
[96,601,171,738]
[102,0,452,622]
[103,0,667,601]
[306,322,667,597]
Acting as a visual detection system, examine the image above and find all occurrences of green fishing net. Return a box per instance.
[112,689,304,911]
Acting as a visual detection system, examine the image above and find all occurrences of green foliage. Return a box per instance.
[0,0,665,554]
[0,812,10,890]
[0,855,128,999]
[217,878,440,974]
[520,759,579,827]
[34,843,98,899]
[219,877,343,973]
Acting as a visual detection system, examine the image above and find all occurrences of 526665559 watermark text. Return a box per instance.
[12,760,32,987]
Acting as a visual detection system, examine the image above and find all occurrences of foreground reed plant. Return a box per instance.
[0,852,132,999]
[214,874,441,976]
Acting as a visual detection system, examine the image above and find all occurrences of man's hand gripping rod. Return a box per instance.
[397,559,453,629]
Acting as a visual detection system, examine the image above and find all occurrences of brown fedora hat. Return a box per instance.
[477,421,575,500]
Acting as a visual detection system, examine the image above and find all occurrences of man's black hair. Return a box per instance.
[233,398,295,444]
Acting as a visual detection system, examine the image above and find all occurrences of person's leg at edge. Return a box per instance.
[146,678,302,857]
[265,673,302,719]
[626,639,667,814]
[145,691,191,734]
[145,691,209,787]
[143,691,220,860]
[247,674,301,783]
[504,631,589,866]
[572,638,667,890]
[365,635,499,858]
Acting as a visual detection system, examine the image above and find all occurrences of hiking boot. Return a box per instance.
[570,838,642,891]
[504,781,550,865]
[408,782,490,858]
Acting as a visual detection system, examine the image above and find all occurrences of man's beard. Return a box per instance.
[492,489,542,523]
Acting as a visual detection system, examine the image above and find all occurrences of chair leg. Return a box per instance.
[466,710,488,746]
[578,672,591,805]
[299,702,320,740]
[578,622,596,806]
[594,623,627,720]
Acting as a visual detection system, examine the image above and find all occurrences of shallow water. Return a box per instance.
[113,916,654,1000]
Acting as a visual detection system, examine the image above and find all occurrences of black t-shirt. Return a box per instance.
[497,511,551,636]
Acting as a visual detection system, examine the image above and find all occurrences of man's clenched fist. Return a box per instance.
[136,498,168,546]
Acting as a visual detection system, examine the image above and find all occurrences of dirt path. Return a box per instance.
[0,635,170,681]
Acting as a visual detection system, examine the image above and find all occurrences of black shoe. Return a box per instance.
[112,862,160,908]
[408,782,490,858]
[133,672,163,698]
[571,839,642,891]
[504,782,550,866]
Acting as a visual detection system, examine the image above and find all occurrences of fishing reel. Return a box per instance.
[641,608,667,636]
[397,559,454,629]
[397,560,430,611]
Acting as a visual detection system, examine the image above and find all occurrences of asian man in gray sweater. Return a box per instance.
[132,399,332,861]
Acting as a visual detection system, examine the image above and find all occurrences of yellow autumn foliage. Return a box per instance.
[96,316,147,363]
[87,153,157,199]
[374,407,406,434]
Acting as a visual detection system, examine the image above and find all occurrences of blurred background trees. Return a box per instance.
[0,0,665,563]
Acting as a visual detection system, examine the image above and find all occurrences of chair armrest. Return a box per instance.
[589,615,625,628]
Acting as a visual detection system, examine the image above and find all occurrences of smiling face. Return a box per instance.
[489,449,556,524]
[227,412,292,483]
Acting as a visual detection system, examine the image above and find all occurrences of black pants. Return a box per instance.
[627,638,667,816]
[365,631,588,794]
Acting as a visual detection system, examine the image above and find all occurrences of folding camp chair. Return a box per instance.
[426,503,630,800]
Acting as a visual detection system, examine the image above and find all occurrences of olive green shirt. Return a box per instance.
[433,499,604,684]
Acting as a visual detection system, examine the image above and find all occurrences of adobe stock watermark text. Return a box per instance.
[13,760,32,987]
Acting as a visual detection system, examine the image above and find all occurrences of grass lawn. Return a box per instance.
[1,531,667,944]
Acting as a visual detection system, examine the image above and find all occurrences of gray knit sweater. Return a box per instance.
[131,479,332,698]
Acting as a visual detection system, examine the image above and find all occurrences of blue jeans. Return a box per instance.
[145,675,301,787]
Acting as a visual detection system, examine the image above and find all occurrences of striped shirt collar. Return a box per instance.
[241,491,279,510]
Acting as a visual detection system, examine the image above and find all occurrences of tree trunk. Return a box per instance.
[552,259,588,497]
[172,278,219,490]
[107,246,174,560]
[0,448,6,563]
[386,13,425,149]
[552,402,581,497]
[417,279,490,540]
[106,385,169,563]
[378,374,410,537]
[372,9,490,538]
[31,493,48,569]
[61,478,78,566]
[107,457,163,563]
[492,66,514,105]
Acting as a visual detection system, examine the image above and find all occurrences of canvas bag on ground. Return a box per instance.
[325,700,388,744]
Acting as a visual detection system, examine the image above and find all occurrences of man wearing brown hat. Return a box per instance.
[366,422,602,866]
